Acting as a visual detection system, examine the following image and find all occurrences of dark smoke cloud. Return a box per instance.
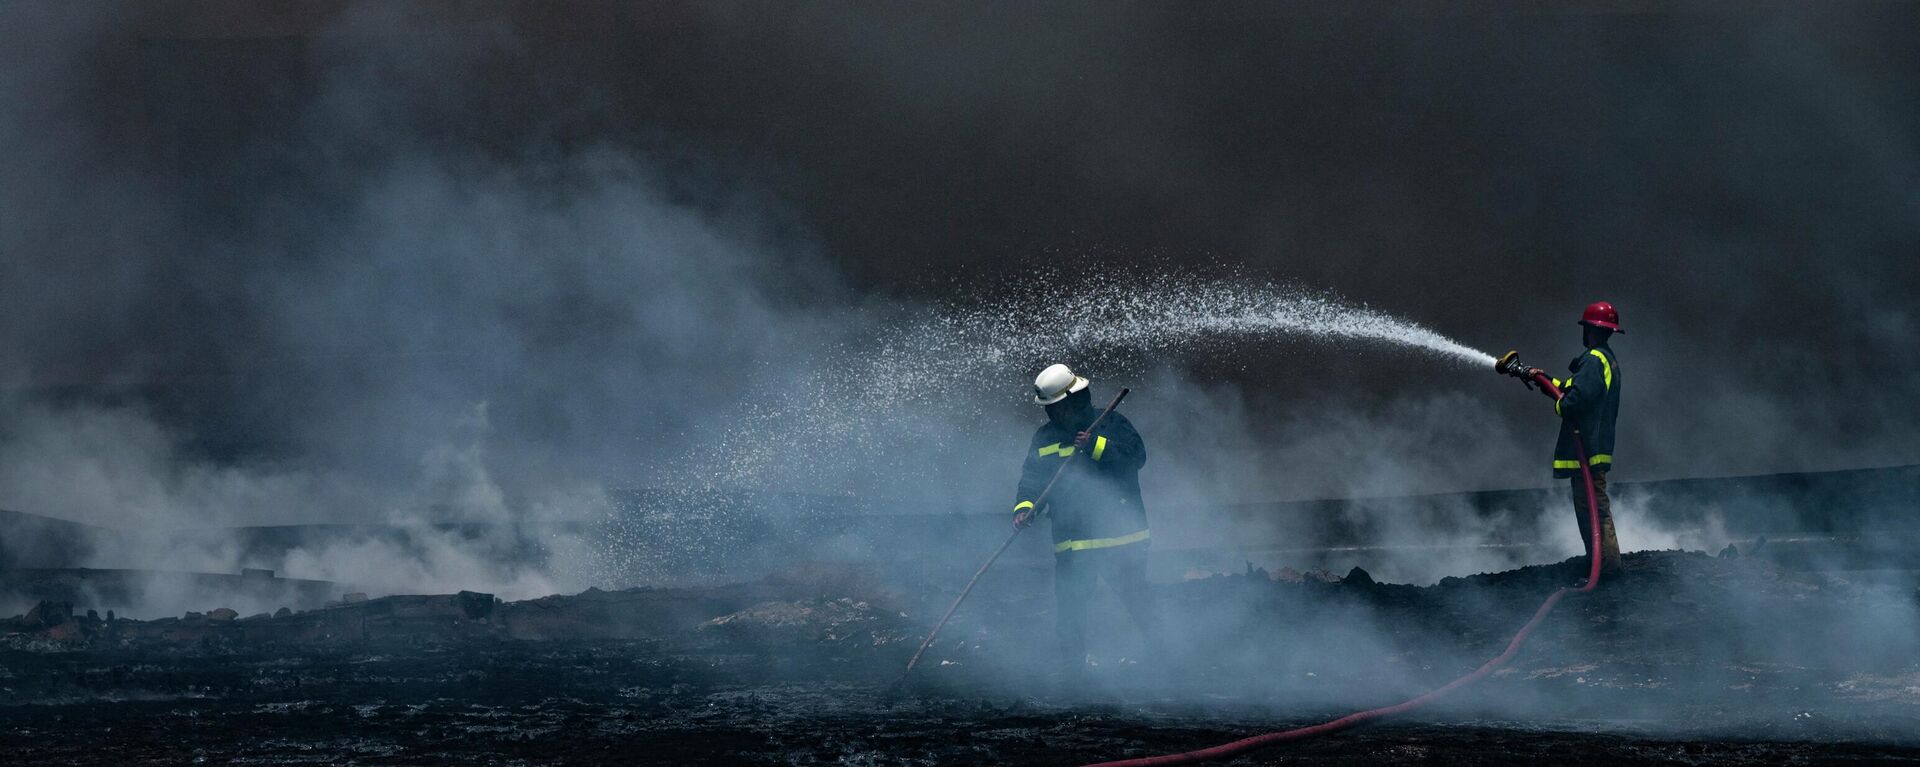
[729,2,1920,481]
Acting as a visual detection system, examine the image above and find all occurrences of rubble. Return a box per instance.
[2,551,1918,764]
[1,567,337,616]
[2,550,1917,764]
[0,550,1891,676]
[456,590,495,620]
[24,599,71,628]
[699,597,909,648]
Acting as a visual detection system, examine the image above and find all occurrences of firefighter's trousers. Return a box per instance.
[1571,471,1625,574]
[1053,541,1164,669]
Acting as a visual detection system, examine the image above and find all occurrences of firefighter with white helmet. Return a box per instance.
[1012,363,1163,684]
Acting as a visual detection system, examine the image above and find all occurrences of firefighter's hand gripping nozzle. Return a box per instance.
[1495,350,1561,400]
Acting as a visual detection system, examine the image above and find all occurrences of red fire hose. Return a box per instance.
[1081,369,1602,767]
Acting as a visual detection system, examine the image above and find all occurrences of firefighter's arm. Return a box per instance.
[1555,357,1603,419]
[1011,434,1048,527]
[1083,414,1146,471]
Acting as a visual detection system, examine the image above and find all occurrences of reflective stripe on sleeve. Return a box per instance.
[1553,454,1613,470]
[1092,435,1108,461]
[1053,529,1150,553]
[1038,443,1075,458]
[1013,500,1035,513]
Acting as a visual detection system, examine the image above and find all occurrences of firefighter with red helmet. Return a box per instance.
[1549,302,1625,574]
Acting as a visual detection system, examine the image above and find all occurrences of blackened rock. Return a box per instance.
[25,600,71,627]
[1343,567,1376,587]
[274,607,292,618]
[208,608,238,621]
[457,591,496,620]
[1718,544,1740,560]
[44,620,83,642]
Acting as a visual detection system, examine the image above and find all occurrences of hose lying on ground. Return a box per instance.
[1082,378,1602,767]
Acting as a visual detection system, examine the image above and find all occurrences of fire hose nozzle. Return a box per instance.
[1495,350,1528,378]
[1496,350,1545,390]
[1495,349,1562,398]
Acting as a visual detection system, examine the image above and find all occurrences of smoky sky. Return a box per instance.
[4,1,1919,532]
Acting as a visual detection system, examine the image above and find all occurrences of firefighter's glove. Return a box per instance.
[1013,509,1035,530]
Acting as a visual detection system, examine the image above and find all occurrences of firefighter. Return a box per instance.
[1011,363,1163,679]
[1548,302,1625,575]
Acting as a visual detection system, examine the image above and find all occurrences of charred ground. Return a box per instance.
[8,549,1920,764]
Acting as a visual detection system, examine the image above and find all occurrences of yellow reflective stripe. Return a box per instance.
[1053,529,1150,553]
[1554,397,1562,416]
[1092,435,1108,461]
[1553,454,1612,470]
[1588,348,1613,391]
[1038,443,1075,458]
[1013,501,1034,513]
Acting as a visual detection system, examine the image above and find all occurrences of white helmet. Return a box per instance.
[1032,363,1089,405]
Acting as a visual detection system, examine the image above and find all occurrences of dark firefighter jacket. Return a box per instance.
[1551,343,1620,478]
[1011,410,1149,553]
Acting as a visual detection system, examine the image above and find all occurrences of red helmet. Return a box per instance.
[1579,301,1622,333]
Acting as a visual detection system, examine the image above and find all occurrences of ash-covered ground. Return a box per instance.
[8,549,1920,765]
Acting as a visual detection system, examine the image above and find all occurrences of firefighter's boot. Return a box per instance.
[1598,511,1624,576]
